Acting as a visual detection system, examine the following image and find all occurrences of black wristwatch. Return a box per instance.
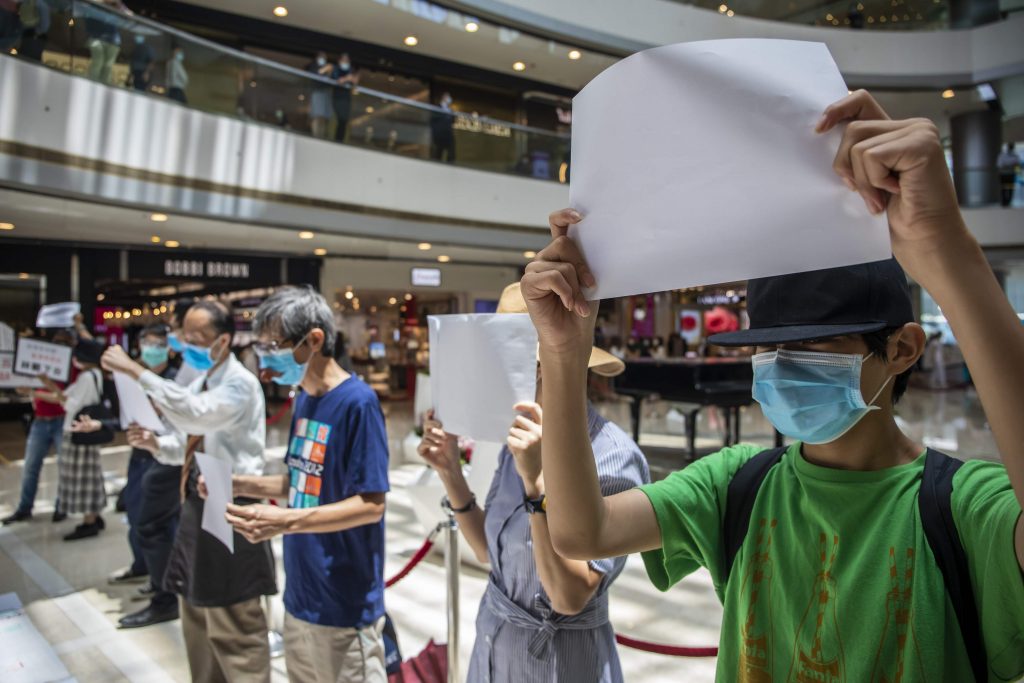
[442,495,477,514]
[523,494,547,515]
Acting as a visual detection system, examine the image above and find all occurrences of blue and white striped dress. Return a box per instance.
[466,405,650,683]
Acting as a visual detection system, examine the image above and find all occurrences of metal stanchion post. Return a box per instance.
[443,500,460,683]
[266,595,284,658]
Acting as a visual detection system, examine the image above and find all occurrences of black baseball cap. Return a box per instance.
[709,258,914,347]
[73,339,106,365]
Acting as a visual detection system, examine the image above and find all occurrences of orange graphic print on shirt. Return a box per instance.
[871,547,924,683]
[739,517,778,683]
[788,533,845,683]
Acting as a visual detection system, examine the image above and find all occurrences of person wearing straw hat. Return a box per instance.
[418,282,649,683]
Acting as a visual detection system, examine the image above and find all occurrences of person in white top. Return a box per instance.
[102,300,276,683]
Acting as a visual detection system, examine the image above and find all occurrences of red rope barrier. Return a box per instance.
[265,397,294,426]
[614,633,718,658]
[386,527,441,588]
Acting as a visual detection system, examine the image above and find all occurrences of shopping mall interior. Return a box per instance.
[0,0,1023,681]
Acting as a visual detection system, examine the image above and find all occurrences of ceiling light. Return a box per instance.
[388,297,397,305]
[568,50,582,60]
[464,21,479,32]
[0,222,13,230]
[365,106,374,113]
[726,9,734,16]
[437,255,451,263]
[18,272,29,280]
[523,250,537,259]
[512,61,526,72]
[96,293,106,301]
[273,6,288,17]
[418,242,432,250]
[941,89,955,99]
[404,35,418,47]
[164,240,180,248]
[150,213,168,222]
[718,3,728,12]
[404,293,413,301]
[150,235,160,243]
[313,248,327,256]
[298,231,315,239]
[345,291,354,300]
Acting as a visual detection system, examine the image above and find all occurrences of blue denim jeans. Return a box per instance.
[124,451,156,575]
[17,417,64,514]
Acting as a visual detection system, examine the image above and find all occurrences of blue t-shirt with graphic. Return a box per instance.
[283,377,390,628]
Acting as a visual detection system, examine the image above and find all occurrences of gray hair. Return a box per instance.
[254,286,336,357]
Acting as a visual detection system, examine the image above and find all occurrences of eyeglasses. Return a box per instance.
[252,333,308,357]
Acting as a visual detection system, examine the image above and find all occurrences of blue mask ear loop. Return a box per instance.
[861,353,894,411]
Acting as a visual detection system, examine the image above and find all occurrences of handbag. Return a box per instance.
[71,370,116,446]
[387,640,447,683]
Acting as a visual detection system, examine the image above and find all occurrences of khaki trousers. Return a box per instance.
[180,597,270,683]
[283,612,387,683]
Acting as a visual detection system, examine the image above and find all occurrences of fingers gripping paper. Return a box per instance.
[428,314,538,443]
[569,39,891,300]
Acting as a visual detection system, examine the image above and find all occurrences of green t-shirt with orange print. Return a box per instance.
[640,443,1024,682]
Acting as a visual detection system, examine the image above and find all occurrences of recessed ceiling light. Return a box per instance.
[719,4,728,12]
[404,293,413,301]
[164,240,180,248]
[150,235,160,243]
[942,89,955,99]
[345,291,354,300]
[404,35,418,46]
[298,231,315,239]
[150,213,168,222]
[418,242,432,250]
[313,248,327,256]
[568,50,582,60]
[512,61,526,72]
[273,5,288,17]
[365,106,375,113]
[464,21,479,32]
[437,254,451,263]
[0,222,13,230]
[523,250,537,258]
[388,297,398,305]
[726,9,734,16]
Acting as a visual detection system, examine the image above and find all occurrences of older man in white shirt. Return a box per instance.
[103,300,276,683]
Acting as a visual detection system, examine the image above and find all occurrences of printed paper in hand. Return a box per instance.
[569,39,891,300]
[113,371,165,433]
[0,353,43,388]
[195,452,234,553]
[14,338,72,382]
[36,302,81,329]
[0,322,14,352]
[428,314,538,443]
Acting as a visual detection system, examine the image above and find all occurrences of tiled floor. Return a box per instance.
[0,387,1005,682]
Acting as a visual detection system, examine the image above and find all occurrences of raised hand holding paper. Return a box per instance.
[36,302,81,329]
[112,371,165,433]
[569,39,891,300]
[428,313,538,443]
[195,452,234,553]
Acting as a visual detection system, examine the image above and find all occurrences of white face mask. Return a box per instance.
[316,56,326,66]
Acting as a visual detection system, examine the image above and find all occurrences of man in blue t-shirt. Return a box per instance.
[222,287,390,682]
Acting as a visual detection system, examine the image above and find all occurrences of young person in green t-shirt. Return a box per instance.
[520,89,1024,682]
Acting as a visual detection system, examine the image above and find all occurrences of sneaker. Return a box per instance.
[108,566,149,585]
[2,510,32,525]
[62,521,103,541]
[51,509,67,523]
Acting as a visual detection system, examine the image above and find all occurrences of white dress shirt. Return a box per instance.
[138,354,266,475]
[61,368,102,433]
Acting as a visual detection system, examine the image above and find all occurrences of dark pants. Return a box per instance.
[432,131,455,163]
[16,416,63,514]
[1001,171,1017,207]
[333,92,351,142]
[124,451,155,575]
[20,29,45,61]
[137,461,182,610]
[131,68,148,91]
[168,87,187,104]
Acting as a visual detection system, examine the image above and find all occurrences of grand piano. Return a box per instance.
[613,357,780,459]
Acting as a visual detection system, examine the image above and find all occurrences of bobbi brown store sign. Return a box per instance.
[129,251,280,283]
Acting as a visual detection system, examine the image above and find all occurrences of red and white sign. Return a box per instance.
[14,338,72,383]
[679,310,702,344]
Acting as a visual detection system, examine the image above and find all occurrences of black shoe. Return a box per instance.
[62,521,103,541]
[51,509,67,523]
[131,583,157,601]
[108,566,149,585]
[118,604,179,629]
[96,515,105,530]
[2,510,31,525]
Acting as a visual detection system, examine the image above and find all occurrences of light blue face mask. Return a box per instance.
[183,340,220,372]
[752,349,891,445]
[167,332,184,353]
[140,344,169,369]
[256,335,309,386]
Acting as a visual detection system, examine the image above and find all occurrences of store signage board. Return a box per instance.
[569,39,890,300]
[0,322,14,352]
[13,338,71,382]
[411,267,442,288]
[36,302,80,328]
[112,371,165,433]
[428,313,537,443]
[0,353,43,388]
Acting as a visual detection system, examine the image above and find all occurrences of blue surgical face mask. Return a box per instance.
[183,338,223,372]
[257,335,309,386]
[140,344,169,369]
[167,332,184,352]
[175,51,185,62]
[752,349,891,445]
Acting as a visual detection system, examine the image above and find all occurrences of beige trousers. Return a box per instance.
[180,597,270,683]
[283,612,387,683]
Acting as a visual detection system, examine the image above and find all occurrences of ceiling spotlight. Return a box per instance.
[523,250,537,259]
[298,231,315,239]
[464,21,479,32]
[18,272,29,280]
[0,222,13,230]
[404,293,413,301]
[150,213,168,222]
[726,9,734,16]
[941,89,955,99]
[437,254,451,263]
[418,242,432,250]
[345,291,354,300]
[388,297,398,305]
[273,5,288,17]
[404,35,418,46]
[150,235,160,243]
[97,293,106,301]
[164,240,180,248]
[313,248,327,256]
[719,4,728,12]
[512,61,526,72]
[568,50,582,60]
[365,106,375,113]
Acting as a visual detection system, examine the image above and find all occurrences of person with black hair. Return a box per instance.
[521,90,1024,681]
[102,300,276,681]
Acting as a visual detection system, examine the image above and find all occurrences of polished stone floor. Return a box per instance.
[0,387,1006,682]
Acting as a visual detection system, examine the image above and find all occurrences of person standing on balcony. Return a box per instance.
[430,91,456,163]
[332,52,358,143]
[83,0,126,85]
[998,142,1021,207]
[307,51,334,139]
[166,46,188,104]
[18,0,50,62]
[129,33,154,92]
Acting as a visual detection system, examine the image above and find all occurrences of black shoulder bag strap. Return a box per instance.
[722,446,787,580]
[919,448,987,682]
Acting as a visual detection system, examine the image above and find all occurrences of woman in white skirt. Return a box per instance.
[41,339,110,541]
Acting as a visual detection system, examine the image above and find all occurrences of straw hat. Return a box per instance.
[497,283,625,378]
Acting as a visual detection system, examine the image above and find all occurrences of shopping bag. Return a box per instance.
[387,639,447,683]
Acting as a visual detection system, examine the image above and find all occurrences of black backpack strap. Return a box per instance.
[723,446,787,580]
[919,448,987,682]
